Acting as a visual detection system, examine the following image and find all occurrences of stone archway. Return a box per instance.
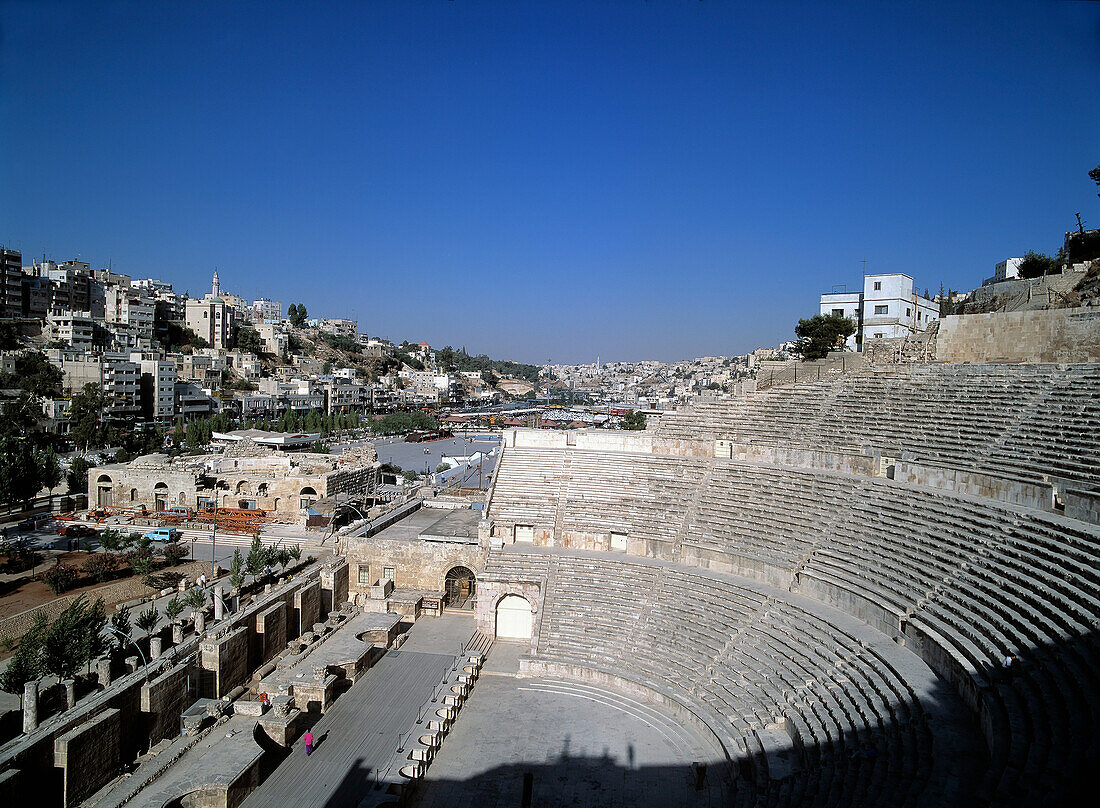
[495,594,533,640]
[444,566,476,610]
[96,474,113,508]
[153,482,168,512]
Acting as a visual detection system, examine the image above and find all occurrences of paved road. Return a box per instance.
[241,649,456,808]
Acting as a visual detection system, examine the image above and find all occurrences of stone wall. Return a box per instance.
[199,627,249,698]
[893,461,1055,511]
[502,428,712,458]
[53,708,120,807]
[715,442,880,477]
[292,581,321,636]
[319,560,349,615]
[475,578,541,649]
[254,602,286,665]
[140,661,189,744]
[344,537,486,600]
[935,307,1100,363]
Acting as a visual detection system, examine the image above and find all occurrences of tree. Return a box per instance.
[39,447,62,504]
[184,588,206,612]
[401,469,419,484]
[620,411,647,431]
[288,544,302,565]
[230,548,246,591]
[1018,250,1060,279]
[288,303,308,328]
[41,595,105,683]
[70,383,108,450]
[0,436,46,509]
[1090,164,1100,197]
[234,326,264,355]
[0,612,48,697]
[163,596,184,623]
[436,462,452,473]
[109,605,132,655]
[135,605,159,635]
[245,534,266,577]
[68,456,91,494]
[793,314,857,360]
[99,527,125,553]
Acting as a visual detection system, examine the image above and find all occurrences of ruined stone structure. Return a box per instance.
[89,444,379,524]
[478,358,1100,806]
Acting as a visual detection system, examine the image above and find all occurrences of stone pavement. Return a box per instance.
[240,647,456,808]
[406,640,729,808]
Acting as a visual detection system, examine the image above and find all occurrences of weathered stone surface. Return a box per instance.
[199,626,249,698]
[140,660,189,744]
[54,707,120,807]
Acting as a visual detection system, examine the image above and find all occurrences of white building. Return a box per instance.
[251,298,283,322]
[184,271,235,350]
[819,273,939,352]
[982,257,1023,286]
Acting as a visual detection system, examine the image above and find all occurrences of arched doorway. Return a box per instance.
[153,482,169,511]
[96,475,113,508]
[444,567,476,610]
[495,594,533,640]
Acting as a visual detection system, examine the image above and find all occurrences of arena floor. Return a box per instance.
[407,641,730,808]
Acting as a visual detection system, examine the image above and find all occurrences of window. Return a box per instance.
[917,312,921,321]
[906,307,911,316]
[831,308,844,317]
[383,566,395,582]
[874,305,888,315]
[358,564,370,585]
[874,332,884,338]
[873,281,881,291]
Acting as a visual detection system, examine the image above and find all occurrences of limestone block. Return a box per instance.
[54,708,120,807]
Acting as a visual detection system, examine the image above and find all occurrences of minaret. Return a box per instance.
[212,269,220,298]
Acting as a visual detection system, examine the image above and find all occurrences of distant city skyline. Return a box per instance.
[2,1,1097,364]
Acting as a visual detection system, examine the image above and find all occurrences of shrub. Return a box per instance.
[42,562,78,594]
[163,543,188,567]
[135,605,159,634]
[86,553,121,583]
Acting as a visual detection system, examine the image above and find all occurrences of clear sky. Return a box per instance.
[1,1,1097,363]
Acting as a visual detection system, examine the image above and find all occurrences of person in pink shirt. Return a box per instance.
[304,730,314,756]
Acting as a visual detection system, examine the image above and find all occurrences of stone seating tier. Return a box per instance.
[486,446,1100,805]
[651,363,1100,490]
[491,548,962,808]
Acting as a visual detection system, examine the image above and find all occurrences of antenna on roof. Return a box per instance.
[860,259,868,276]
[1076,212,1085,234]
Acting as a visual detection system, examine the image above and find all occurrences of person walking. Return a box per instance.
[304,730,314,756]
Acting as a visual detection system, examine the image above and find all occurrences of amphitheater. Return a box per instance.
[471,353,1100,806]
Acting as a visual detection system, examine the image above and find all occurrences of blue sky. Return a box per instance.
[1,1,1097,363]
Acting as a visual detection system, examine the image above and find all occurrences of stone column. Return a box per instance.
[63,679,76,709]
[149,637,163,660]
[97,658,112,687]
[194,611,205,633]
[214,587,225,620]
[22,681,38,733]
[171,622,184,645]
[125,656,139,674]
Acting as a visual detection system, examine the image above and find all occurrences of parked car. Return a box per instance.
[143,527,181,544]
[57,524,98,538]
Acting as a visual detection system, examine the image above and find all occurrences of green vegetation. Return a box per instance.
[1018,250,1063,279]
[288,303,308,328]
[0,596,109,691]
[229,548,246,590]
[319,333,360,353]
[161,322,207,352]
[435,345,539,384]
[794,313,857,360]
[234,325,264,354]
[67,456,91,494]
[620,411,647,431]
[41,561,78,594]
[0,435,61,509]
[0,351,63,398]
[135,604,159,635]
[369,411,438,435]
